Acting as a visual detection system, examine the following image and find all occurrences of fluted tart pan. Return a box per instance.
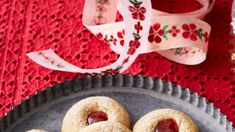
[1,74,234,132]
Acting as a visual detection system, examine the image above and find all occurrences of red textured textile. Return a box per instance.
[0,0,235,126]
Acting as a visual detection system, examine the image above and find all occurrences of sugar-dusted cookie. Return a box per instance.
[80,121,132,132]
[62,96,130,132]
[133,109,198,132]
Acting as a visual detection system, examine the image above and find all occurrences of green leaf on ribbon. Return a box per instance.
[117,65,123,70]
[105,35,108,40]
[133,33,141,39]
[163,25,169,30]
[129,0,142,5]
[129,0,135,4]
[137,1,143,5]
[163,25,169,40]
[198,28,203,41]
[104,35,111,45]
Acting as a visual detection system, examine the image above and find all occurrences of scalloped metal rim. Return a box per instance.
[0,74,234,132]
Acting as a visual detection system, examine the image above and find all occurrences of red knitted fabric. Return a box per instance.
[0,0,235,126]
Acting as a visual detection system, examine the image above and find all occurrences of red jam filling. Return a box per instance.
[155,119,179,132]
[87,111,108,125]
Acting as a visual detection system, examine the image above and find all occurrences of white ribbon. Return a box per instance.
[27,0,214,73]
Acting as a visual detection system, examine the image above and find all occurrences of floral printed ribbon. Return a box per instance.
[27,0,214,74]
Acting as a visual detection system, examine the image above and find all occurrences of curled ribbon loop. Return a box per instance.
[27,0,214,73]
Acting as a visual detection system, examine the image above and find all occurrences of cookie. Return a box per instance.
[80,121,132,132]
[133,109,198,132]
[61,96,130,132]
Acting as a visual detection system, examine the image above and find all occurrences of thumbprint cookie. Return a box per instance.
[133,109,198,132]
[61,96,130,132]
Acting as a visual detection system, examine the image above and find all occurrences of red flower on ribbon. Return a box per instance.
[127,39,140,55]
[182,24,198,41]
[109,35,117,45]
[122,57,129,64]
[102,69,120,74]
[148,23,164,43]
[96,4,106,12]
[168,26,180,37]
[128,4,146,20]
[117,30,125,46]
[127,48,136,55]
[203,32,209,43]
[96,33,103,40]
[129,39,140,48]
[135,22,143,33]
